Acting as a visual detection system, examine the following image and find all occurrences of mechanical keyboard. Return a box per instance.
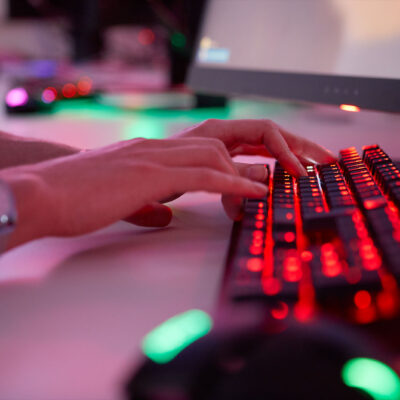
[225,145,400,323]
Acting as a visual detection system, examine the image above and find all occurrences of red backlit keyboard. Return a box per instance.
[225,145,400,323]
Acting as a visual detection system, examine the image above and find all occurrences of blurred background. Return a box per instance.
[0,0,279,152]
[0,0,206,85]
[0,0,260,150]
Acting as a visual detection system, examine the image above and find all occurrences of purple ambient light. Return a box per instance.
[5,88,29,107]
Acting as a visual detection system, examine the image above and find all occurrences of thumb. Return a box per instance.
[124,203,173,227]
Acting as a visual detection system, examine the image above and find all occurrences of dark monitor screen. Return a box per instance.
[189,0,400,112]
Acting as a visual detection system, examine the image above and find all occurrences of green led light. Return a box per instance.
[342,357,400,400]
[171,32,187,48]
[123,118,165,140]
[142,309,213,364]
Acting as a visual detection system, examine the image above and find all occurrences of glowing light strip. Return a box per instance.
[342,357,400,400]
[142,309,213,364]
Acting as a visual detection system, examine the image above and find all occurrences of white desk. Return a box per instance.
[0,94,400,400]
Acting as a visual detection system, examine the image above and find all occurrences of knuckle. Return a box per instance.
[197,118,221,134]
[272,147,287,161]
[203,118,220,128]
[129,137,147,145]
[263,118,276,129]
[205,137,228,154]
[207,145,221,158]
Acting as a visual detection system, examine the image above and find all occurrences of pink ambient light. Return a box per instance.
[6,87,29,107]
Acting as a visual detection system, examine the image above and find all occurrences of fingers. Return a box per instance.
[222,163,269,220]
[185,119,337,176]
[278,129,337,165]
[125,203,173,227]
[222,194,243,221]
[124,137,239,176]
[262,124,308,176]
[166,167,268,198]
[134,145,238,176]
[235,162,269,182]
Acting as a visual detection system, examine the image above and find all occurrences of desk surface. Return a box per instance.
[0,91,400,400]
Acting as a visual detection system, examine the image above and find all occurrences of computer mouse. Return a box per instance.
[125,314,399,400]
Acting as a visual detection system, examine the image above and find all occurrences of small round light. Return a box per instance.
[5,88,29,107]
[41,87,57,104]
[354,290,372,310]
[138,28,155,46]
[171,32,187,48]
[77,77,92,95]
[271,302,289,320]
[62,83,77,98]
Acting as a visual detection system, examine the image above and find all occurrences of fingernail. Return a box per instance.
[246,165,268,182]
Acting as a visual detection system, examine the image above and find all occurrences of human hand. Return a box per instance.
[1,137,268,249]
[173,118,337,218]
[175,118,337,176]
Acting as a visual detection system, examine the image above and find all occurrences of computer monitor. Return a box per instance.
[188,0,400,112]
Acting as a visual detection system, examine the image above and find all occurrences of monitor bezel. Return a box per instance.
[188,1,400,113]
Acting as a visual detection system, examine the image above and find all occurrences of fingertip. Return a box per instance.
[245,164,269,182]
[157,206,173,227]
[125,204,173,227]
[222,198,244,221]
[313,148,339,165]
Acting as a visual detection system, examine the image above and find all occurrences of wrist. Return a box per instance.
[0,170,53,249]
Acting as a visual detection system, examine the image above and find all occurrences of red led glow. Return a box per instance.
[256,214,264,220]
[321,243,342,277]
[322,262,341,277]
[263,277,282,295]
[301,251,313,262]
[255,221,264,229]
[252,238,264,247]
[354,290,372,309]
[138,28,156,45]
[286,212,294,220]
[315,206,324,213]
[377,292,398,317]
[252,230,264,238]
[364,198,386,210]
[284,232,295,243]
[62,83,77,98]
[249,246,263,255]
[77,77,92,95]
[294,303,314,322]
[355,306,377,324]
[271,302,289,320]
[283,256,302,282]
[246,258,264,272]
[321,243,334,252]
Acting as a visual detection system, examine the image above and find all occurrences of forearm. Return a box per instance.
[0,131,80,169]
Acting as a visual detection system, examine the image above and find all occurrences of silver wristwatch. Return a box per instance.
[0,180,17,253]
